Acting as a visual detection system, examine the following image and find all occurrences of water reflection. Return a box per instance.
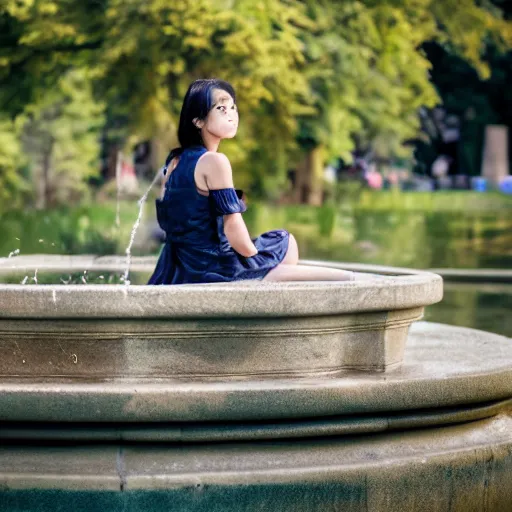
[424,283,512,338]
[1,202,511,337]
[245,204,512,270]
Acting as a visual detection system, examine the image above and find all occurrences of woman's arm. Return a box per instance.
[197,152,258,257]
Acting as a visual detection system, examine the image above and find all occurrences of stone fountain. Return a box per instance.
[0,256,511,511]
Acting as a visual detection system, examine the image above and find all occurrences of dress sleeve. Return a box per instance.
[209,188,247,215]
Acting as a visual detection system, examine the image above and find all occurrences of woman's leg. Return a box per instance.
[281,233,299,265]
[264,231,378,282]
[265,233,380,282]
[264,264,363,282]
[264,265,380,282]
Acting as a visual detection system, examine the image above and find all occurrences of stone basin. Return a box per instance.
[0,258,442,384]
[2,257,512,510]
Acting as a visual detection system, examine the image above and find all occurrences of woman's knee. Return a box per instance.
[283,233,299,265]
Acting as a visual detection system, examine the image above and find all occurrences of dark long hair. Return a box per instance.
[163,79,236,173]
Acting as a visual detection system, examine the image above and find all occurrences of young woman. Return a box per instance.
[148,78,373,284]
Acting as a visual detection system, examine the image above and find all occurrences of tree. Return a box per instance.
[0,116,28,213]
[292,0,512,203]
[1,0,511,206]
[16,70,105,208]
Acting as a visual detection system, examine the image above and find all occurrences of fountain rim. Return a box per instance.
[0,260,443,318]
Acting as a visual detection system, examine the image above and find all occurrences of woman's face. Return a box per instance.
[200,88,238,140]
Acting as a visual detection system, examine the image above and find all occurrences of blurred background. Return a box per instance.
[0,0,511,335]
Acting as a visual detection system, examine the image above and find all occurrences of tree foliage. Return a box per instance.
[0,116,28,213]
[16,70,105,207]
[0,0,511,204]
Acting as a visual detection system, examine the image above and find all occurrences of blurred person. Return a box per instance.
[365,164,383,190]
[431,155,451,189]
[148,78,376,284]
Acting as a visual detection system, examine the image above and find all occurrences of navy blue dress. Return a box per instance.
[148,146,290,285]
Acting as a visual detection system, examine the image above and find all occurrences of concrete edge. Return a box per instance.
[0,399,510,443]
[1,414,511,491]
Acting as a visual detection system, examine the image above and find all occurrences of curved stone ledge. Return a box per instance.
[1,256,511,509]
[1,398,510,443]
[0,273,441,319]
[1,414,512,511]
[1,323,511,423]
[0,259,443,374]
[0,307,423,379]
[428,267,512,283]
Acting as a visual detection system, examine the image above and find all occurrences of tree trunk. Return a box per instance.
[481,125,509,187]
[292,145,325,205]
[35,138,54,210]
[105,144,119,181]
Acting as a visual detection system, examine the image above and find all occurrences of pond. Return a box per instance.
[424,282,512,338]
[243,204,512,270]
[1,195,511,337]
[1,194,511,271]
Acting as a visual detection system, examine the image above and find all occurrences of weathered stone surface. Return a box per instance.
[1,414,512,510]
[0,258,511,510]
[0,307,423,379]
[1,323,511,423]
[1,398,510,442]
[0,446,120,490]
[121,414,512,492]
[0,258,443,376]
[0,272,442,318]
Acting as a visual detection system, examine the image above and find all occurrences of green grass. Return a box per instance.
[355,190,512,212]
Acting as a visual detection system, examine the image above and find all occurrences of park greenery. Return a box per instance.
[1,190,511,269]
[1,0,511,212]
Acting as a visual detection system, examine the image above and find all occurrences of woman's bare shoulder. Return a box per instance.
[197,151,231,168]
[196,151,233,189]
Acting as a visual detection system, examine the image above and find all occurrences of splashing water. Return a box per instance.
[21,276,28,285]
[32,269,38,284]
[59,274,72,285]
[8,249,20,258]
[122,168,163,285]
[115,151,122,229]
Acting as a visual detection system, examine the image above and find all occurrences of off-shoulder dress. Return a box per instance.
[147,146,289,285]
